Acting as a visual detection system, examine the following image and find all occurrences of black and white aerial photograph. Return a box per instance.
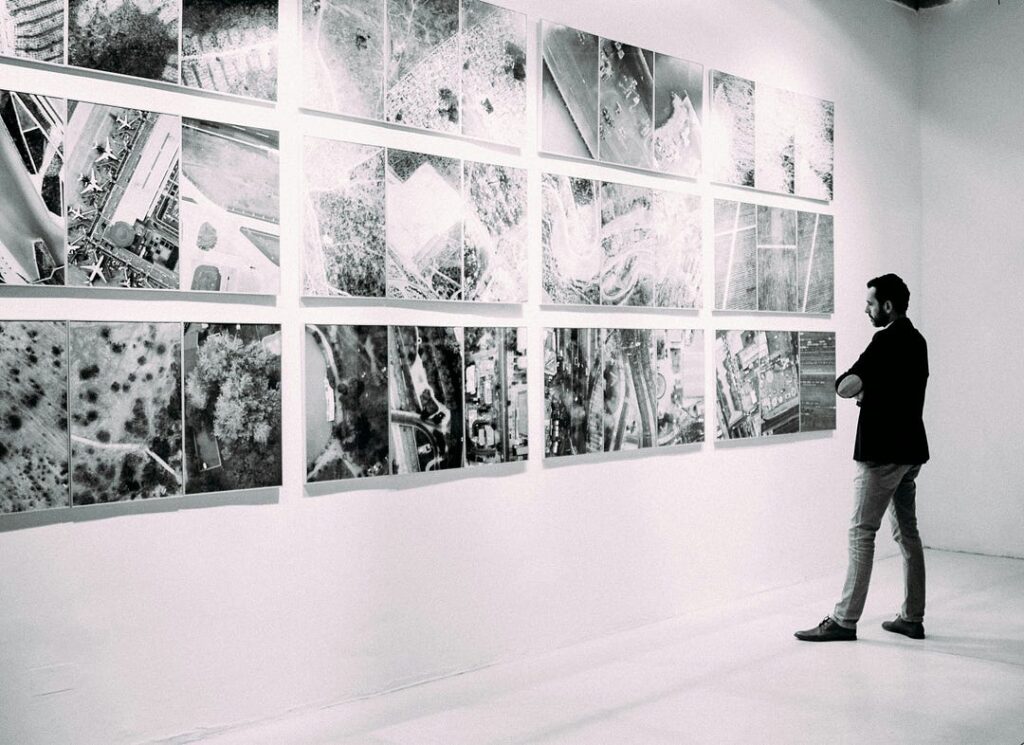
[460,0,526,145]
[306,324,390,482]
[462,160,527,303]
[385,149,463,301]
[598,38,654,169]
[183,323,282,494]
[386,0,460,133]
[0,89,65,286]
[541,21,599,160]
[544,327,603,457]
[179,118,280,294]
[654,328,704,446]
[69,321,183,505]
[652,190,702,309]
[652,53,703,177]
[67,0,179,83]
[389,326,464,473]
[794,92,835,200]
[798,331,836,432]
[754,84,797,196]
[715,329,801,440]
[64,101,180,289]
[600,181,654,307]
[181,0,279,101]
[713,198,757,311]
[0,320,69,513]
[0,0,64,62]
[541,173,601,305]
[464,327,528,465]
[602,327,657,451]
[302,137,386,298]
[709,70,755,189]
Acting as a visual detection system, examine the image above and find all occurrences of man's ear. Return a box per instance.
[883,299,894,315]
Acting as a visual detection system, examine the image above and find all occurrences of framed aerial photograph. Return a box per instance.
[653,53,703,177]
[798,331,837,432]
[68,0,179,84]
[654,328,704,446]
[715,329,800,439]
[652,191,702,309]
[69,321,183,505]
[602,327,657,451]
[64,101,180,290]
[305,324,390,482]
[0,0,64,63]
[541,173,601,306]
[544,327,603,457]
[0,89,65,286]
[460,0,526,146]
[462,160,527,303]
[541,21,599,160]
[464,326,528,465]
[709,70,755,189]
[0,320,70,513]
[600,181,654,307]
[183,323,282,494]
[598,39,654,169]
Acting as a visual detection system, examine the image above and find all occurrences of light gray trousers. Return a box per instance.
[832,462,925,629]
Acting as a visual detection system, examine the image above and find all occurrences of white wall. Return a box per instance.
[0,1,924,742]
[918,3,1024,558]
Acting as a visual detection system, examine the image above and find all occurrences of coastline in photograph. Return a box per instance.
[69,321,182,505]
[460,0,526,145]
[462,160,527,303]
[385,0,460,133]
[715,329,800,440]
[0,90,64,286]
[385,149,463,301]
[302,137,386,298]
[0,321,69,513]
[794,94,835,200]
[541,173,600,305]
[754,84,796,195]
[598,38,654,169]
[797,211,834,313]
[799,331,836,432]
[301,0,384,118]
[600,181,654,307]
[389,326,464,473]
[180,118,280,294]
[65,101,180,289]
[68,0,179,83]
[652,53,703,177]
[181,0,278,101]
[306,324,389,482]
[183,323,282,494]
[544,327,603,457]
[465,327,528,465]
[602,328,656,451]
[0,0,64,63]
[652,190,702,309]
[709,70,755,188]
[713,199,757,311]
[540,21,598,159]
[655,328,704,446]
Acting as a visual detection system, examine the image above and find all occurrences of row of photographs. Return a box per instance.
[305,324,528,482]
[303,140,527,302]
[0,320,282,514]
[0,89,281,293]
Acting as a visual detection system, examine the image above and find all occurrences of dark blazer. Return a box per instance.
[836,317,929,464]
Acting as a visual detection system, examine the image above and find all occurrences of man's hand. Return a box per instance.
[837,374,863,399]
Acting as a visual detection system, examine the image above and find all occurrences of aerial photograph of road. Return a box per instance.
[64,101,180,289]
[541,173,601,305]
[655,328,704,446]
[544,326,604,457]
[602,327,657,451]
[0,0,64,62]
[714,199,758,311]
[600,181,655,307]
[598,38,654,169]
[0,89,65,286]
[715,329,801,440]
[464,326,528,465]
[460,0,526,145]
[541,21,599,160]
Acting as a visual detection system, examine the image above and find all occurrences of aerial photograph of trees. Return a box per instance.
[68,0,179,83]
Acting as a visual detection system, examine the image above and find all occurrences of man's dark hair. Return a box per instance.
[867,273,910,315]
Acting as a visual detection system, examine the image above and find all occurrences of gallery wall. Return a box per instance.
[918,2,1024,558]
[0,1,925,742]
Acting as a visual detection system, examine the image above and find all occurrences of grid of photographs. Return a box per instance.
[304,324,527,483]
[544,327,704,458]
[301,0,526,147]
[714,329,835,440]
[709,70,834,201]
[303,138,527,303]
[713,199,834,314]
[542,172,702,309]
[540,20,703,177]
[0,320,281,513]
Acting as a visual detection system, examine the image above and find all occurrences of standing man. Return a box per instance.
[796,273,929,642]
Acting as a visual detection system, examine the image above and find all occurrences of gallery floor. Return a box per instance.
[202,550,1024,744]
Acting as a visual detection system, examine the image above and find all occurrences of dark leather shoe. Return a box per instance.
[882,617,925,639]
[795,616,857,641]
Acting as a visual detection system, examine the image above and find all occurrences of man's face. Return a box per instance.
[865,287,892,327]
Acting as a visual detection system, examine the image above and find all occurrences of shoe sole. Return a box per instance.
[794,634,857,642]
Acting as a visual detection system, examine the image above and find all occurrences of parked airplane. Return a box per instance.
[68,205,95,223]
[112,110,137,131]
[82,256,107,284]
[80,169,104,195]
[94,137,121,165]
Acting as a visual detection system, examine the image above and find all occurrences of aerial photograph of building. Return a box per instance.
[0,0,64,63]
[464,326,528,465]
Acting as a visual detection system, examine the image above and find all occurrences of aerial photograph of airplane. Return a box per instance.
[68,205,95,224]
[94,137,121,165]
[80,168,104,195]
[112,110,138,131]
[81,256,107,284]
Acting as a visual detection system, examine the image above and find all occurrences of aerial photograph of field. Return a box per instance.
[756,205,800,312]
[69,321,183,505]
[0,89,65,286]
[715,329,800,440]
[181,0,279,100]
[797,211,834,313]
[386,0,460,133]
[460,0,526,145]
[0,321,69,513]
[0,0,64,63]
[600,181,654,307]
[302,137,386,297]
[64,101,180,290]
[652,190,702,309]
[302,0,384,117]
[544,327,603,457]
[180,118,280,294]
[654,328,704,446]
[389,326,464,473]
[799,331,836,432]
[794,94,834,200]
[541,173,600,305]
[462,160,527,303]
[68,0,179,83]
[709,70,755,188]
[602,327,656,451]
[541,21,598,159]
[713,199,757,311]
[385,149,463,301]
[464,326,528,465]
[652,53,703,177]
[754,84,797,196]
[598,38,654,169]
[183,323,282,494]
